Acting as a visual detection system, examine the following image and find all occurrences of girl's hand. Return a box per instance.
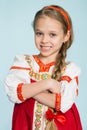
[44,78,61,94]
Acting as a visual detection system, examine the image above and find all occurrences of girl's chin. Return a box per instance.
[40,52,53,57]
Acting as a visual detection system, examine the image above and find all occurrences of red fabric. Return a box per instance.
[12,103,82,130]
[46,108,66,125]
[54,104,82,130]
[12,79,82,130]
[12,98,35,130]
[12,79,36,130]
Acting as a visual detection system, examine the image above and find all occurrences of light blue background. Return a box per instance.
[0,0,87,130]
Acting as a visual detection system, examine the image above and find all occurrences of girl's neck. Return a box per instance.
[37,54,56,64]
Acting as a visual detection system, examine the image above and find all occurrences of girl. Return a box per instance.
[5,5,82,130]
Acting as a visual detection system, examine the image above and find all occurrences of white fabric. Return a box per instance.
[5,55,31,103]
[60,63,81,112]
[4,54,81,112]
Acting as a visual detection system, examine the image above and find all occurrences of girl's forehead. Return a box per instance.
[36,15,57,22]
[35,16,63,31]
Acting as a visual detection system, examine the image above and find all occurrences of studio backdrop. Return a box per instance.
[0,0,87,130]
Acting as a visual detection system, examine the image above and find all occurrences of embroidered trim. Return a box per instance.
[76,88,78,96]
[25,55,33,68]
[25,55,51,81]
[75,76,78,85]
[10,66,31,70]
[34,102,43,129]
[75,76,79,96]
[24,55,68,129]
[33,55,55,72]
[55,93,61,111]
[25,56,51,129]
[59,75,72,82]
[17,83,25,101]
[29,70,51,80]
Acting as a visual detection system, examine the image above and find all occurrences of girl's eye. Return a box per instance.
[35,32,42,36]
[50,33,56,37]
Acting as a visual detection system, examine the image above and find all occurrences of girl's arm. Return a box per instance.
[5,71,61,104]
[4,55,61,103]
[33,63,81,113]
[22,78,61,99]
[34,92,56,108]
[33,78,78,112]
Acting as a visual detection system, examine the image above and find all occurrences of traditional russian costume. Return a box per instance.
[5,55,82,130]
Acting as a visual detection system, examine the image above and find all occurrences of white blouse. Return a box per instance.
[4,54,81,113]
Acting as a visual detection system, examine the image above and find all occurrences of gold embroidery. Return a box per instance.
[25,55,67,130]
[25,55,51,129]
[35,102,43,130]
[29,70,51,80]
[25,55,51,81]
[25,55,32,68]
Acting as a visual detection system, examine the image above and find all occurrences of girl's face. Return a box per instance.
[34,16,69,61]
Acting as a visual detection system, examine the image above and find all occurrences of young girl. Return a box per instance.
[5,5,82,130]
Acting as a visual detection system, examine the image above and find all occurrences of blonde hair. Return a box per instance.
[33,5,74,80]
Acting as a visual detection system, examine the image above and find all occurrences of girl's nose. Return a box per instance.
[41,35,49,43]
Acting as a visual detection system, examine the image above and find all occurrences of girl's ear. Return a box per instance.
[63,30,70,42]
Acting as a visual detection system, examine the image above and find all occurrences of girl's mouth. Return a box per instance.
[40,45,52,51]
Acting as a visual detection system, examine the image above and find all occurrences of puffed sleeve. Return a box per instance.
[60,62,81,113]
[4,55,31,103]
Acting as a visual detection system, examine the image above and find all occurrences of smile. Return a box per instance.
[40,45,52,51]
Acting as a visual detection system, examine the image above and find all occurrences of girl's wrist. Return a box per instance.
[42,79,52,91]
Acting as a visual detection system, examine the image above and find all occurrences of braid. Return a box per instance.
[52,43,67,80]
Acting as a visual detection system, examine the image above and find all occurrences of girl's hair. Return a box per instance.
[33,5,74,80]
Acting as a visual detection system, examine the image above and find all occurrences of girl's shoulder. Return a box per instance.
[12,54,34,67]
[13,54,34,62]
[62,62,81,78]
